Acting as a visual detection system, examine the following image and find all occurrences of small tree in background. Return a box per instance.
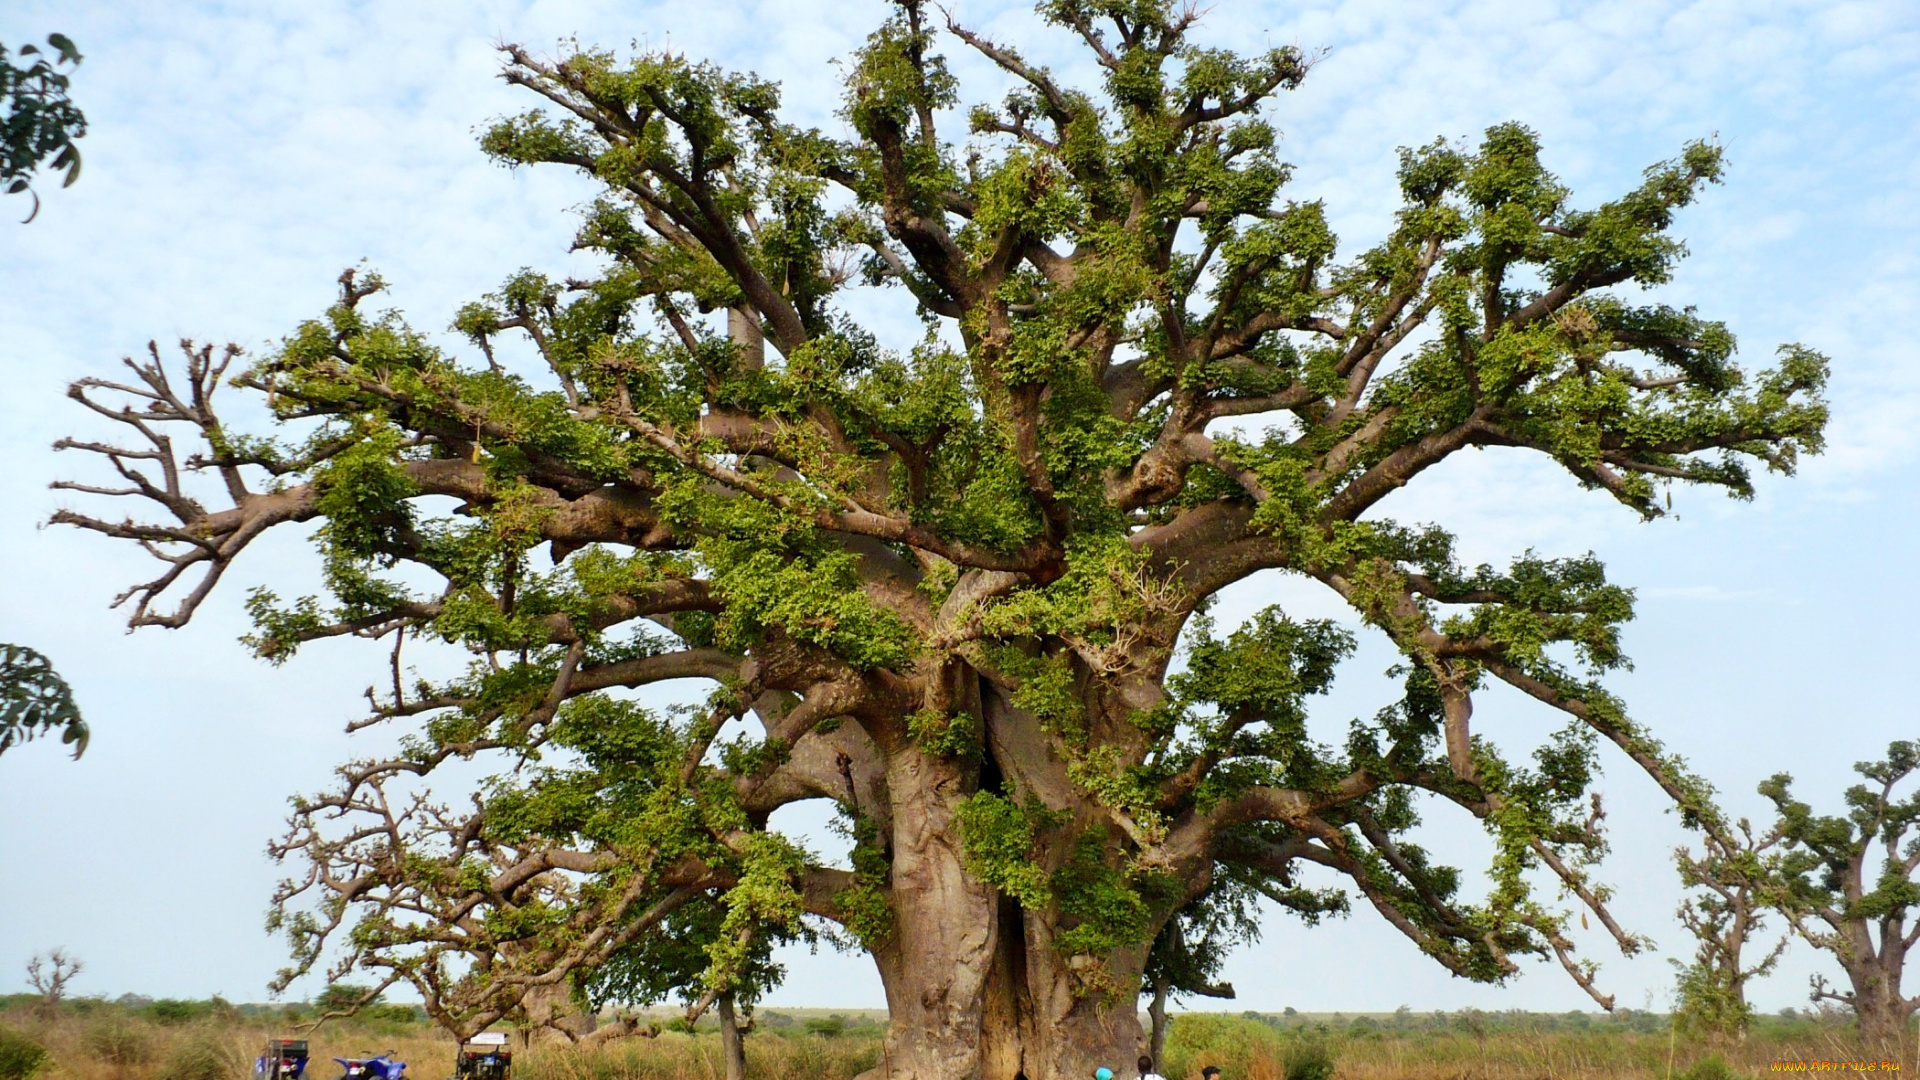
[1140,867,1343,1065]
[586,896,795,1077]
[1671,818,1789,1041]
[1761,740,1920,1050]
[1141,889,1246,1066]
[24,949,82,1019]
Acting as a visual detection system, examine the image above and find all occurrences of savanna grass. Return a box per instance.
[2,999,1909,1080]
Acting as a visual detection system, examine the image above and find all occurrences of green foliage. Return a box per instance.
[1673,955,1751,1040]
[955,792,1057,909]
[0,1027,45,1080]
[145,1000,210,1026]
[802,1015,847,1039]
[1160,1013,1291,1080]
[0,644,86,757]
[1,33,84,221]
[832,811,895,950]
[1762,741,1920,920]
[699,542,916,671]
[311,985,384,1016]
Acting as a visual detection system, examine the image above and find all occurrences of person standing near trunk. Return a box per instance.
[1137,1056,1167,1080]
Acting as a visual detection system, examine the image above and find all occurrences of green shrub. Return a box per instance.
[803,1016,848,1039]
[83,1016,152,1066]
[1680,1055,1753,1080]
[1281,1038,1335,1080]
[158,1031,242,1080]
[0,1027,47,1080]
[147,1000,210,1025]
[1162,1013,1290,1080]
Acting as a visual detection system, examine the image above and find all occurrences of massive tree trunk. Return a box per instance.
[862,675,1154,1080]
[874,887,1148,1080]
[869,746,1000,1080]
[1843,950,1916,1053]
[980,902,1147,1080]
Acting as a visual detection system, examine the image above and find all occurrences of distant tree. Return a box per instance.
[1670,817,1790,1041]
[24,948,82,1018]
[1141,894,1240,1066]
[0,645,87,758]
[53,2,1829,1076]
[1760,740,1920,1050]
[312,983,382,1015]
[1139,868,1342,1064]
[585,893,796,1076]
[1,33,84,222]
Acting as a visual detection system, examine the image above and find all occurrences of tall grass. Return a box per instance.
[0,998,1904,1080]
[520,1031,876,1080]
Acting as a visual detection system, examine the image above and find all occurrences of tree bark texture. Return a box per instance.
[717,994,746,1080]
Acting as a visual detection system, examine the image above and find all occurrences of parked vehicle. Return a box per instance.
[452,1033,511,1080]
[255,1040,309,1080]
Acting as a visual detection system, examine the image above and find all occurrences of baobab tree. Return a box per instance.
[25,949,82,1019]
[52,2,1826,1078]
[1761,742,1920,1050]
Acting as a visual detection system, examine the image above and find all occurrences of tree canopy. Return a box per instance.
[1,32,84,223]
[1,32,87,758]
[52,2,1826,1076]
[0,644,87,758]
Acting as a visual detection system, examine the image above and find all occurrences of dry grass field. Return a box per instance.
[0,996,1907,1080]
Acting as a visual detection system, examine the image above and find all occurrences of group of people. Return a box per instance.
[1092,1059,1221,1080]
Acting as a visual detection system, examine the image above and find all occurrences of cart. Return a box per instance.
[256,1040,309,1080]
[453,1033,511,1080]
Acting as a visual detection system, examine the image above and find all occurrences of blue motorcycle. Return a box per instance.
[334,1053,407,1080]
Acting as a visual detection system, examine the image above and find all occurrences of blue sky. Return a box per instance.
[1,0,1917,1016]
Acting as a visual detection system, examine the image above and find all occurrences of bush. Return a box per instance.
[147,1000,212,1025]
[1162,1013,1290,1080]
[158,1031,242,1080]
[1680,1055,1753,1080]
[803,1016,847,1039]
[1282,1039,1335,1080]
[82,1016,152,1066]
[0,1027,47,1080]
